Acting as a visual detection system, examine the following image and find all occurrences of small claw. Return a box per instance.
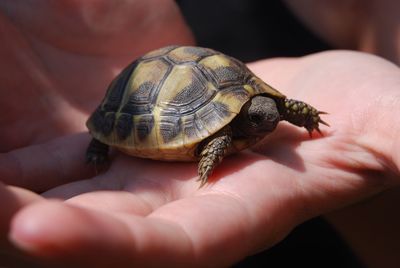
[86,153,108,165]
[308,111,329,137]
[316,110,329,126]
[86,153,109,174]
[319,119,330,127]
[198,177,207,189]
[308,125,325,137]
[307,117,327,137]
[197,166,211,188]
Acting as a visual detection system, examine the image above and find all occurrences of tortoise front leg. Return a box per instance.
[280,99,329,136]
[197,127,232,188]
[86,138,109,165]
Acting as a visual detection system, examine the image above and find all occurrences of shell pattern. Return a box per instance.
[87,46,284,160]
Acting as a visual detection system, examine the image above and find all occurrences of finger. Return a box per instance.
[9,149,392,267]
[0,133,96,192]
[9,154,306,267]
[9,201,194,267]
[10,190,290,267]
[0,183,43,237]
[0,182,43,264]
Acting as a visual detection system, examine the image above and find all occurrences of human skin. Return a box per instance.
[1,1,400,267]
[0,0,193,152]
[284,0,400,64]
[284,2,400,267]
[1,51,400,267]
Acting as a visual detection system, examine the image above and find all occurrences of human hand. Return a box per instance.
[1,51,399,267]
[0,0,193,151]
[284,0,400,63]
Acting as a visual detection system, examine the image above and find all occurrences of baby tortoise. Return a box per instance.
[86,46,328,187]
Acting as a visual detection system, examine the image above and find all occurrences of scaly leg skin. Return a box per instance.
[86,138,109,165]
[281,99,329,136]
[197,128,232,188]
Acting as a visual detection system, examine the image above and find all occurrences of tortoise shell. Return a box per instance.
[86,46,285,161]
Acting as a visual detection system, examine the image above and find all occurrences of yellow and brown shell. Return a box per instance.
[86,46,285,161]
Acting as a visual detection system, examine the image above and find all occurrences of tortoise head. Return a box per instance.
[231,95,280,138]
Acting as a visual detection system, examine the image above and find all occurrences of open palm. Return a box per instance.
[2,48,400,267]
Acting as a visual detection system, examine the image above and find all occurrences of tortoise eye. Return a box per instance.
[249,114,263,124]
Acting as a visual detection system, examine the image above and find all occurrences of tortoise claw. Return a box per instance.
[86,152,108,165]
[197,128,232,188]
[319,118,330,127]
[86,138,109,172]
[308,126,323,138]
[317,111,330,127]
[305,110,329,137]
[197,168,211,189]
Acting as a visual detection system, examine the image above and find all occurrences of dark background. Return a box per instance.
[177,1,364,267]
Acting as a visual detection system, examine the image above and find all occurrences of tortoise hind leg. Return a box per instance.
[197,127,232,188]
[86,138,109,165]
